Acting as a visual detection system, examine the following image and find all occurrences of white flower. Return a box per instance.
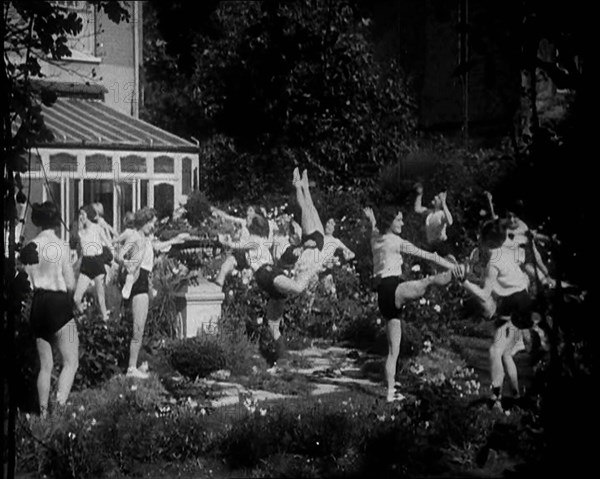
[67,432,76,440]
[411,264,421,272]
[259,408,267,416]
[91,418,97,426]
[256,317,263,325]
[410,363,424,375]
[376,318,382,325]
[433,304,441,313]
[228,290,234,298]
[200,408,207,416]
[71,412,77,419]
[131,385,138,391]
[419,298,427,305]
[480,209,488,217]
[332,324,338,332]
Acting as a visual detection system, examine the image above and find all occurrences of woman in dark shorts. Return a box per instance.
[454,219,533,409]
[24,202,79,417]
[364,206,458,402]
[254,168,327,352]
[120,208,159,379]
[73,204,112,321]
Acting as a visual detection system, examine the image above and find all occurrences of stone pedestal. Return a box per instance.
[175,279,225,338]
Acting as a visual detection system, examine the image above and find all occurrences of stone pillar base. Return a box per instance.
[175,279,225,338]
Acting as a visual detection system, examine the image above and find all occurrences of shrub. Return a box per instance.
[183,190,212,227]
[169,336,227,379]
[75,310,131,390]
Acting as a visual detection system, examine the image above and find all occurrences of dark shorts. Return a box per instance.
[101,246,114,265]
[130,269,151,298]
[278,245,300,269]
[233,249,250,270]
[30,290,73,342]
[255,264,287,300]
[301,231,324,251]
[377,276,404,321]
[80,255,106,279]
[496,289,533,329]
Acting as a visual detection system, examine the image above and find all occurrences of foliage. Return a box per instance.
[143,0,417,201]
[183,190,213,227]
[75,310,131,391]
[169,336,228,380]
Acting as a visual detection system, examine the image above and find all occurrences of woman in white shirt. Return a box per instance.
[24,202,79,417]
[120,207,159,379]
[74,205,112,321]
[363,206,458,402]
[454,219,533,409]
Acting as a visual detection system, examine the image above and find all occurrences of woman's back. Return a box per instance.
[26,230,71,292]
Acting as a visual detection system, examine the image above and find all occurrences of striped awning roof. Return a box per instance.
[36,98,197,153]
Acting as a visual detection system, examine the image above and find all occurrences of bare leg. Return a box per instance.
[73,274,91,313]
[385,318,402,401]
[394,271,452,309]
[129,293,149,370]
[36,338,53,418]
[215,255,238,287]
[55,320,79,406]
[266,298,285,341]
[489,320,516,399]
[94,275,108,320]
[300,169,324,236]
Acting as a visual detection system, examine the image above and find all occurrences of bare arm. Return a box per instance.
[439,191,453,226]
[460,264,498,318]
[414,184,428,214]
[398,239,456,269]
[484,191,498,220]
[337,239,355,261]
[211,206,246,226]
[363,207,379,235]
[62,244,76,292]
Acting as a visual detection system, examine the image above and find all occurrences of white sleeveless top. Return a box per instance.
[25,230,70,292]
[79,223,104,257]
[488,242,529,296]
[371,232,404,278]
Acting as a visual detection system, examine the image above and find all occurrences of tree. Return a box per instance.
[142,0,417,201]
[1,2,129,477]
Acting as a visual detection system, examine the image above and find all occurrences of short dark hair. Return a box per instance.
[378,205,401,232]
[80,204,98,222]
[134,207,157,229]
[480,219,507,249]
[248,214,270,238]
[31,202,61,229]
[123,211,135,229]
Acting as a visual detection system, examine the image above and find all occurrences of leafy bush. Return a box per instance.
[169,336,227,379]
[183,190,212,227]
[75,312,131,390]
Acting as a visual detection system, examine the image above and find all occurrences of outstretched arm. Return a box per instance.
[414,183,428,214]
[398,238,456,269]
[439,191,453,226]
[211,206,246,226]
[338,239,355,261]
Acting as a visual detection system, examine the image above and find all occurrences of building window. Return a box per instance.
[121,155,147,173]
[154,156,174,174]
[182,157,192,195]
[85,154,112,172]
[154,183,174,219]
[54,1,96,56]
[49,153,77,172]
